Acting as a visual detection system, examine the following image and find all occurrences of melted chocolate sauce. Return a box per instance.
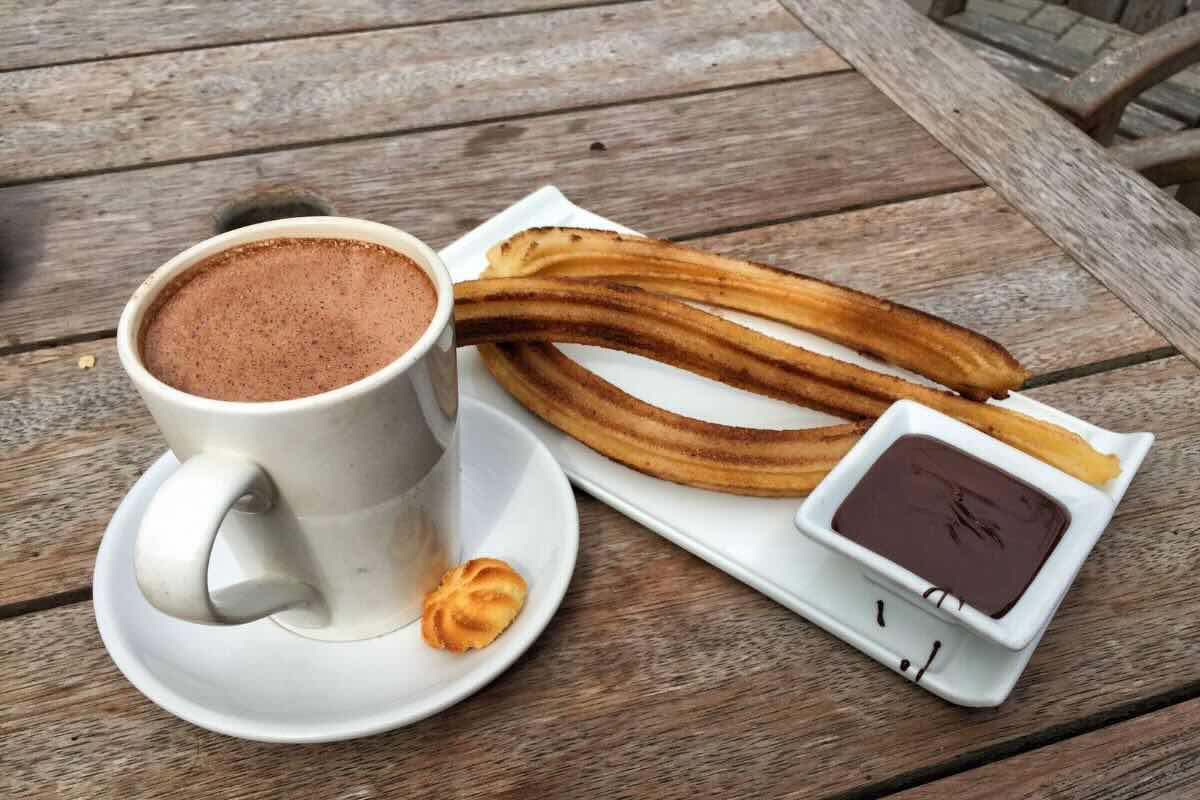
[914,640,942,684]
[876,600,886,627]
[832,435,1070,618]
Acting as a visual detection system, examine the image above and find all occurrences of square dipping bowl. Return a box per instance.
[795,400,1116,652]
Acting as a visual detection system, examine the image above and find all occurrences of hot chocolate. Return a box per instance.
[140,237,436,402]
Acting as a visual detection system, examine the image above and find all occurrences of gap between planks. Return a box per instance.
[847,679,1200,800]
[0,0,652,76]
[0,588,92,620]
[671,186,985,244]
[1021,345,1180,388]
[0,329,117,360]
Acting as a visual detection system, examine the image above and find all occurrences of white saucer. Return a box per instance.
[93,397,578,743]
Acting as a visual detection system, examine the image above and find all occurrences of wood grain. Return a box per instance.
[2,356,1195,799]
[0,0,847,184]
[0,75,979,347]
[781,0,1200,375]
[894,697,1200,799]
[0,188,1168,611]
[0,0,643,72]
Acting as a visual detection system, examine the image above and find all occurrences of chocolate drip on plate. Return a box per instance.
[914,640,942,684]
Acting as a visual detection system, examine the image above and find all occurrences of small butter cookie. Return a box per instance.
[421,558,527,652]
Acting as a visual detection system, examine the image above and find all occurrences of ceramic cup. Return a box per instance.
[116,217,460,642]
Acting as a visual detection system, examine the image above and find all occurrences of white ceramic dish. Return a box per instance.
[795,400,1122,652]
[93,397,578,743]
[444,186,1154,707]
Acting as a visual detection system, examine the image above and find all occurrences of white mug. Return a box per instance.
[117,217,460,642]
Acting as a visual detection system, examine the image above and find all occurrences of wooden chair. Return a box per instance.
[1046,13,1200,210]
[919,7,1200,211]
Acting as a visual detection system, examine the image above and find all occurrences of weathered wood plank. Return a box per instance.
[0,0,847,184]
[781,0,1200,380]
[949,28,1184,139]
[0,75,978,348]
[0,188,1168,611]
[2,357,1194,799]
[0,0,641,72]
[894,697,1200,799]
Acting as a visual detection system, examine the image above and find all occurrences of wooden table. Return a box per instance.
[4,1,1200,797]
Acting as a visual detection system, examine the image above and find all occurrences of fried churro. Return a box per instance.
[479,342,868,496]
[483,227,1027,400]
[455,277,1120,486]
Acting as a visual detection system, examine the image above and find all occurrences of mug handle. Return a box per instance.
[134,452,325,625]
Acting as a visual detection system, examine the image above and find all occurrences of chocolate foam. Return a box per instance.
[140,237,436,401]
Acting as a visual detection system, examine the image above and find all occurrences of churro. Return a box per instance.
[455,277,1120,486]
[483,227,1028,400]
[479,342,867,496]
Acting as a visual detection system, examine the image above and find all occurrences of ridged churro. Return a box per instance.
[455,277,1120,486]
[483,227,1027,400]
[479,342,868,496]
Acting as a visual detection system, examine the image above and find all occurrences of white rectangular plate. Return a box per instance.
[439,186,1154,707]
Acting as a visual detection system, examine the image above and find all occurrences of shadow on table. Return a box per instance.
[0,181,46,306]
